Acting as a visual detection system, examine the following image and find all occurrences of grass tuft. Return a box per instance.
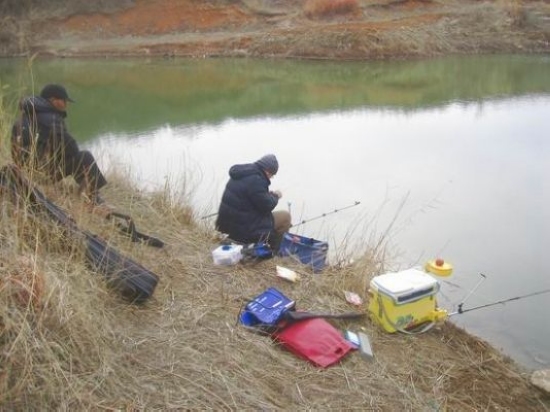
[304,0,360,19]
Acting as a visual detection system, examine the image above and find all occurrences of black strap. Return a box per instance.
[282,310,365,323]
[105,211,164,248]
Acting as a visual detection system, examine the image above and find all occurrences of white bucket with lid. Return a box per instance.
[212,244,243,265]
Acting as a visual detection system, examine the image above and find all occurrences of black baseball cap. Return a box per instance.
[40,84,75,102]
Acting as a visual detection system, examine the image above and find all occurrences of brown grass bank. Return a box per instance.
[0,0,549,59]
[0,99,549,409]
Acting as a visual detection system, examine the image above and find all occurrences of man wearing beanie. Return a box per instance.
[11,84,107,205]
[216,154,292,252]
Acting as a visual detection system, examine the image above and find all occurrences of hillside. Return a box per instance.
[1,0,549,59]
[0,161,548,410]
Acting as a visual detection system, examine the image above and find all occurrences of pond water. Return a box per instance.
[1,55,549,370]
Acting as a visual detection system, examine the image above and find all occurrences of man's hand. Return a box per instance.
[271,190,282,199]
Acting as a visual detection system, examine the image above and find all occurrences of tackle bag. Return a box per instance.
[272,317,356,368]
[83,230,159,303]
[278,233,328,273]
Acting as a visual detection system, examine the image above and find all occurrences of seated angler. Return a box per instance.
[216,154,292,253]
[11,84,107,205]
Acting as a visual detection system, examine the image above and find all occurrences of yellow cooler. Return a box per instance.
[368,268,447,333]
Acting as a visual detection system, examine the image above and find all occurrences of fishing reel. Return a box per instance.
[241,242,274,261]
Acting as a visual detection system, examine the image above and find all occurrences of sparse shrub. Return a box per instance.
[0,256,45,312]
[0,0,136,20]
[304,0,359,19]
[506,0,529,29]
[0,17,24,56]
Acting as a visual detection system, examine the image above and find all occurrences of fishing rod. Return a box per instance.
[291,201,361,228]
[449,288,550,316]
[201,200,361,222]
[455,273,486,308]
[201,211,218,220]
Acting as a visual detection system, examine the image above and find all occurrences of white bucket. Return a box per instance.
[212,244,243,265]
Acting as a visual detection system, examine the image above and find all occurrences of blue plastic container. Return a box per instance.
[239,287,295,327]
[278,232,329,273]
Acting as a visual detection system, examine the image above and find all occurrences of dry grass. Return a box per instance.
[0,0,136,56]
[1,0,549,58]
[304,0,360,18]
[283,0,548,59]
[1,89,548,410]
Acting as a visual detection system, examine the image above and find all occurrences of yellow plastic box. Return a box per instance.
[368,268,445,333]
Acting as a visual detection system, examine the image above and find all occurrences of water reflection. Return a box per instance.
[2,55,550,140]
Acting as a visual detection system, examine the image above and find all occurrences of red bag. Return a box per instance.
[273,318,355,368]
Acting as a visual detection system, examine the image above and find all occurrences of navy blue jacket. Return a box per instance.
[11,96,107,191]
[11,96,80,175]
[215,163,279,244]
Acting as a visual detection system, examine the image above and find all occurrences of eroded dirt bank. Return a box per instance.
[2,0,549,59]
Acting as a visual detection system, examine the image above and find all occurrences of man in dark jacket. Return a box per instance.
[11,84,107,205]
[215,154,292,252]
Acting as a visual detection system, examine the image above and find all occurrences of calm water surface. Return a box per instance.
[1,55,549,370]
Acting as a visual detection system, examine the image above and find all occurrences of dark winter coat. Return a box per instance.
[215,163,279,244]
[11,96,106,191]
[11,96,80,178]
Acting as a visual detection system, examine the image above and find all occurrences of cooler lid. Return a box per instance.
[370,268,439,298]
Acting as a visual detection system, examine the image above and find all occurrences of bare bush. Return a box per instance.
[0,0,32,17]
[304,0,360,18]
[1,0,136,20]
[0,17,27,58]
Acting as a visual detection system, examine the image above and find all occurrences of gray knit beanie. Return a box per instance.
[255,154,279,175]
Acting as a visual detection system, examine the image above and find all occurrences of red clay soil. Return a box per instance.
[58,0,435,35]
[28,0,549,60]
[60,1,253,36]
